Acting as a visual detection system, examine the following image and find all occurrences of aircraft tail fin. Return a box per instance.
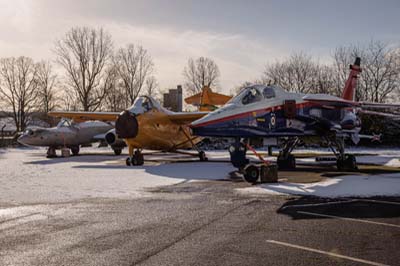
[341,57,362,101]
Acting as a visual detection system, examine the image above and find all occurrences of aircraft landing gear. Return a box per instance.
[46,147,57,158]
[277,138,298,170]
[113,148,122,155]
[326,137,358,171]
[337,154,357,171]
[198,151,208,161]
[70,146,80,156]
[126,149,144,166]
[229,141,249,169]
[277,154,296,170]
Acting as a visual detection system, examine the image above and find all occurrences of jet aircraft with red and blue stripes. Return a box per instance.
[190,57,400,182]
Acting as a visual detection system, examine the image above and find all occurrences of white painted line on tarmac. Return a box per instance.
[358,199,400,206]
[298,211,400,229]
[279,200,357,210]
[266,240,391,266]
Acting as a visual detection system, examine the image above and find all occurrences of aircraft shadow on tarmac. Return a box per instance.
[72,162,235,181]
[24,154,126,164]
[277,196,400,220]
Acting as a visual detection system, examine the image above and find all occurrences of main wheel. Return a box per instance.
[243,164,259,184]
[337,154,357,171]
[126,157,131,166]
[135,151,144,166]
[113,148,122,155]
[46,147,57,158]
[199,151,208,161]
[70,146,80,156]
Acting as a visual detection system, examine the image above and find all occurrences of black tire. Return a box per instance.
[346,155,357,170]
[277,154,296,170]
[46,147,57,158]
[199,151,208,161]
[135,151,144,166]
[337,154,357,171]
[289,155,296,168]
[126,157,131,166]
[131,157,138,166]
[113,148,122,155]
[243,164,259,183]
[70,146,80,156]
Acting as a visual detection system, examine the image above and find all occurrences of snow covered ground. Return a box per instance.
[0,147,399,204]
[0,147,234,205]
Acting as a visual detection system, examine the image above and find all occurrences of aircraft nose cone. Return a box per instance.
[17,135,27,145]
[115,110,139,138]
[17,133,33,145]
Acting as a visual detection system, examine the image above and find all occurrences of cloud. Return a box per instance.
[0,0,289,93]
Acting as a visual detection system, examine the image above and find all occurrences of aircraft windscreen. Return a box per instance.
[228,86,264,105]
[241,87,263,105]
[57,119,72,128]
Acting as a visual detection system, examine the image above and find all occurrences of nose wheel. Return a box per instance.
[126,150,144,166]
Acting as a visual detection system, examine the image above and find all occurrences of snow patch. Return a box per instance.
[237,173,400,198]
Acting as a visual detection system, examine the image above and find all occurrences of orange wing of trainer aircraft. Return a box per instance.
[185,86,232,111]
[48,96,208,166]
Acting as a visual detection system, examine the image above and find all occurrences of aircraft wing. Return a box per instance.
[48,111,120,122]
[357,109,400,119]
[302,94,358,107]
[304,95,400,110]
[185,91,232,105]
[167,112,208,125]
[303,95,400,119]
[358,102,400,109]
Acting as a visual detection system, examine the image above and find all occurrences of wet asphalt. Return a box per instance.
[0,179,399,266]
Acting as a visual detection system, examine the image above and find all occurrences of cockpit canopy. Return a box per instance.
[128,96,163,115]
[57,118,74,128]
[228,85,281,106]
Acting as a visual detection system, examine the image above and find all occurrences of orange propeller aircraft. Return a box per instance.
[49,96,208,166]
[185,86,232,111]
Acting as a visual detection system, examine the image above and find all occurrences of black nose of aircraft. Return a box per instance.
[115,110,139,138]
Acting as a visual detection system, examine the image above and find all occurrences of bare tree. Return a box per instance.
[332,45,363,98]
[59,86,79,111]
[54,27,113,111]
[183,57,220,94]
[313,64,336,94]
[0,57,39,131]
[263,52,318,93]
[36,61,58,113]
[145,76,159,98]
[113,44,154,105]
[102,66,125,112]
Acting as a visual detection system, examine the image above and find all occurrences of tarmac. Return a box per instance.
[1,173,399,266]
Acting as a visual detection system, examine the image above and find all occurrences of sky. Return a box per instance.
[0,0,399,94]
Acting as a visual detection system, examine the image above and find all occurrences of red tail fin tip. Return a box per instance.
[341,57,362,101]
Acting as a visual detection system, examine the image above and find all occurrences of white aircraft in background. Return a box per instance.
[18,119,126,157]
